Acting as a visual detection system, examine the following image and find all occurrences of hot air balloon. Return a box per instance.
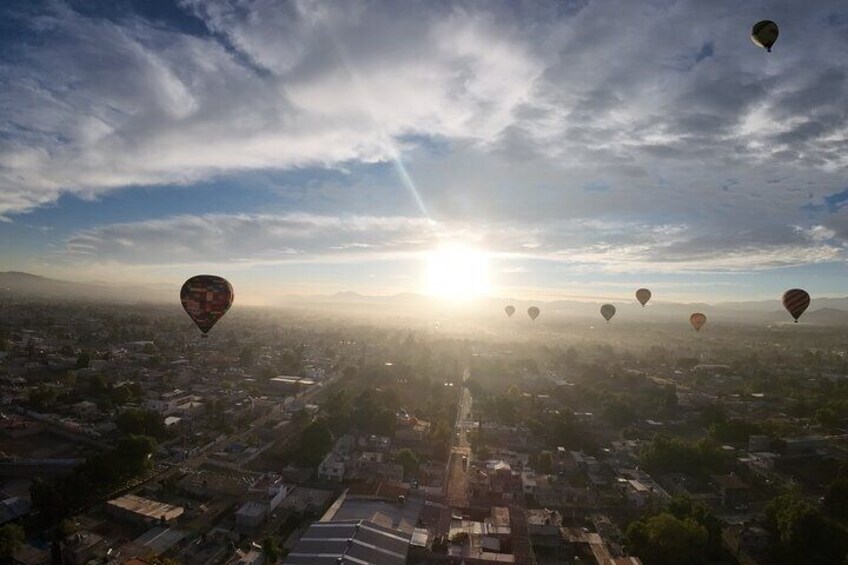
[751,20,779,52]
[782,288,810,323]
[636,288,652,307]
[180,275,234,337]
[527,306,540,321]
[505,305,516,318]
[690,313,707,332]
[600,304,616,323]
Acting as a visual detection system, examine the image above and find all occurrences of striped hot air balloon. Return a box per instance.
[180,275,234,337]
[782,289,810,323]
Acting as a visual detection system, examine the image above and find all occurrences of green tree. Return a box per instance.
[627,512,708,565]
[765,491,848,564]
[294,420,333,467]
[0,523,24,559]
[75,351,91,369]
[395,449,420,478]
[115,409,168,441]
[537,452,553,475]
[262,537,280,563]
[823,475,848,521]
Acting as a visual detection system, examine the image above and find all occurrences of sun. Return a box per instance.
[425,245,490,299]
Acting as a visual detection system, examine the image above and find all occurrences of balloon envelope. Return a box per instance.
[505,305,516,318]
[600,304,616,322]
[527,306,540,321]
[636,288,652,307]
[751,20,779,52]
[689,313,707,332]
[180,275,234,335]
[782,288,810,323]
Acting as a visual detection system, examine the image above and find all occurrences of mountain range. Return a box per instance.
[1,271,847,325]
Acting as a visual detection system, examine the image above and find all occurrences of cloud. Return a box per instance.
[59,212,846,273]
[2,0,848,277]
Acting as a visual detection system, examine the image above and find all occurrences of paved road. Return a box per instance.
[445,368,472,508]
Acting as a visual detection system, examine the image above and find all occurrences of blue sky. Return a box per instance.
[1,0,848,304]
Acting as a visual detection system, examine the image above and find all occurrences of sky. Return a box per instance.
[1,0,847,304]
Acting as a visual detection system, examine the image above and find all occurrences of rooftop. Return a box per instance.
[285,520,410,565]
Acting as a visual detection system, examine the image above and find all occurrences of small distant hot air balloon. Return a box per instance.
[600,304,616,323]
[690,313,707,332]
[752,20,779,52]
[636,288,652,307]
[527,306,540,321]
[505,305,516,318]
[180,275,234,337]
[782,288,810,323]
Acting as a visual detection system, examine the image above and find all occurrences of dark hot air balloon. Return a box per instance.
[527,306,540,321]
[782,289,810,323]
[600,304,616,323]
[636,288,652,307]
[180,275,234,337]
[505,305,516,318]
[690,313,707,332]
[752,20,779,52]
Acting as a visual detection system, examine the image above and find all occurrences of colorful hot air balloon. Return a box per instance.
[180,275,234,337]
[600,304,616,323]
[636,288,652,307]
[505,305,516,318]
[751,20,779,52]
[782,288,810,323]
[690,313,707,332]
[527,306,540,321]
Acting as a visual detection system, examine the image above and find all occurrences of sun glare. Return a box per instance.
[425,245,490,299]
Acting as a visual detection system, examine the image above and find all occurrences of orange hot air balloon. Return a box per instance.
[689,313,707,332]
[636,288,652,307]
[600,304,616,323]
[505,305,516,318]
[751,20,779,52]
[180,275,234,337]
[527,306,540,321]
[782,288,810,323]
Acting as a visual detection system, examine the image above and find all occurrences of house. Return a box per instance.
[712,473,749,508]
[318,453,346,482]
[106,494,184,525]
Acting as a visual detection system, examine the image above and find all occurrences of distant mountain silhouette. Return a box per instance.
[0,271,172,303]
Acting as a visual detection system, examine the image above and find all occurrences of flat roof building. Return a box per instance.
[106,494,184,525]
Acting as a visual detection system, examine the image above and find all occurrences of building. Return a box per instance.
[284,520,410,565]
[236,473,291,530]
[106,494,184,525]
[318,453,346,482]
[712,474,749,508]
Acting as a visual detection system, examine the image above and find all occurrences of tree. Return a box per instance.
[116,409,168,441]
[75,351,90,369]
[823,475,848,521]
[765,491,848,564]
[395,449,420,479]
[239,346,255,366]
[262,537,280,563]
[294,420,333,467]
[0,523,24,559]
[627,512,708,565]
[537,452,553,475]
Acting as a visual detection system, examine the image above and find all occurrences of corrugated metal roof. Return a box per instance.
[284,520,410,565]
